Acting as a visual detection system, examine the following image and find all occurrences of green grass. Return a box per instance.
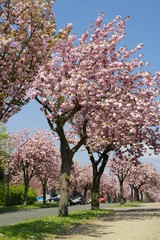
[104,201,143,208]
[0,209,112,240]
[0,202,59,212]
[0,201,143,213]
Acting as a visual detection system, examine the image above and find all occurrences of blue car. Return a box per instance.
[36,195,50,202]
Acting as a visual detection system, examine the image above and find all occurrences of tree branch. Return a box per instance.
[71,119,87,155]
[57,98,81,127]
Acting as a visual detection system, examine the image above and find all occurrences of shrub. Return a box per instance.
[27,187,37,205]
[1,183,37,206]
[7,184,24,205]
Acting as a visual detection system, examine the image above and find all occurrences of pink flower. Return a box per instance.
[136,43,144,50]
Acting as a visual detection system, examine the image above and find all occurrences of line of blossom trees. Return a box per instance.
[1,0,160,216]
[4,129,160,208]
[108,155,160,203]
[5,129,60,205]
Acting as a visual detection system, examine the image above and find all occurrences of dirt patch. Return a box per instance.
[55,210,160,240]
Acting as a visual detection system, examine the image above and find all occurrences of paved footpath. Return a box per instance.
[58,210,160,240]
[55,203,160,240]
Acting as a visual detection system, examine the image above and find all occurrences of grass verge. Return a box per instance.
[0,201,144,213]
[0,202,59,213]
[0,209,112,240]
[116,201,143,208]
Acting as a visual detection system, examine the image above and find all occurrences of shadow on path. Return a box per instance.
[55,210,160,240]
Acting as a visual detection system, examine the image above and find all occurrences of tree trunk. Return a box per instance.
[107,194,111,203]
[46,114,87,217]
[119,179,124,204]
[134,187,139,201]
[58,153,73,216]
[86,146,111,210]
[42,180,47,204]
[24,180,29,206]
[130,185,134,202]
[91,173,100,210]
[140,191,143,202]
[84,185,89,203]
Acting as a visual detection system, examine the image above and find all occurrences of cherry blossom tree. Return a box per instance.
[128,162,159,202]
[75,14,160,209]
[142,178,160,202]
[108,155,136,204]
[29,14,160,215]
[8,129,60,206]
[0,0,58,122]
[32,130,61,204]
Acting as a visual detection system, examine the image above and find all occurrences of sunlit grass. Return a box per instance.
[0,209,112,240]
[104,201,143,208]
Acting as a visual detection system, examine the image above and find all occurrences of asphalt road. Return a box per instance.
[1,203,160,227]
[0,204,93,226]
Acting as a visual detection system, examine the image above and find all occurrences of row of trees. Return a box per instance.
[1,1,160,216]
[5,129,60,206]
[108,156,160,203]
[1,128,160,208]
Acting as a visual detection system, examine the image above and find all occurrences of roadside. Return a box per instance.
[0,203,160,239]
[0,204,91,226]
[0,202,160,227]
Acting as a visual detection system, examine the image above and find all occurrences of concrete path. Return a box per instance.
[57,206,160,240]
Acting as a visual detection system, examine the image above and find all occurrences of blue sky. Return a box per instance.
[6,0,160,170]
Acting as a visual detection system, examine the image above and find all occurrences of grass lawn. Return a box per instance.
[0,209,112,240]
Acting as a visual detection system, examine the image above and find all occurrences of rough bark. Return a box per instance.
[91,173,100,210]
[86,146,111,210]
[42,179,47,204]
[40,99,87,216]
[24,180,29,206]
[58,154,73,216]
[130,185,134,202]
[134,187,139,201]
[57,120,87,216]
[23,162,35,206]
[140,191,143,202]
[119,179,124,204]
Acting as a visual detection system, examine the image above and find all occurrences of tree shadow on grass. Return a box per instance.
[0,210,113,240]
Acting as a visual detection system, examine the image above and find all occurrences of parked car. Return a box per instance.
[49,194,60,202]
[36,195,50,202]
[99,195,106,203]
[69,193,85,206]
